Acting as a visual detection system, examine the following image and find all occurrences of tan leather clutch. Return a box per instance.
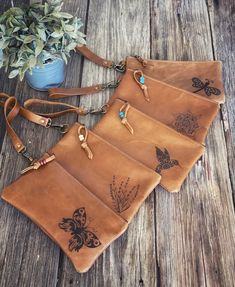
[107,69,219,144]
[76,45,225,103]
[93,99,205,192]
[125,57,224,103]
[48,46,225,105]
[1,96,160,272]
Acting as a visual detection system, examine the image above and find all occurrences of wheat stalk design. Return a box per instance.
[110,175,139,213]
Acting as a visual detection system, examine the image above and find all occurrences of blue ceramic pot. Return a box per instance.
[25,58,65,91]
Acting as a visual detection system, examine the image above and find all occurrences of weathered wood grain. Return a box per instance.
[151,0,235,286]
[207,0,235,199]
[0,0,234,286]
[57,1,157,287]
[0,1,87,286]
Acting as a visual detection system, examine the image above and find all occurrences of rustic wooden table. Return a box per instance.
[0,0,234,286]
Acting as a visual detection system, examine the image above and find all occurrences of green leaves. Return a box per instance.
[9,69,19,78]
[0,0,86,81]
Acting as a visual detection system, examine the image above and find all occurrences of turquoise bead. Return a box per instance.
[139,75,145,84]
[119,111,125,119]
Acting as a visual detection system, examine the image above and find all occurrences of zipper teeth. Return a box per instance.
[127,56,221,64]
[125,68,220,106]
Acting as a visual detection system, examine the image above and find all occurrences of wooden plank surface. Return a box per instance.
[151,1,235,287]
[0,0,234,286]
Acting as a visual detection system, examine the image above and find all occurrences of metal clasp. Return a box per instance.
[101,80,120,90]
[50,123,69,134]
[88,104,109,115]
[45,119,69,134]
[113,61,126,73]
[20,148,34,163]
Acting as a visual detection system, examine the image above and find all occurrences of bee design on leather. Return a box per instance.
[59,207,101,252]
[155,147,179,174]
[173,112,199,137]
[110,175,139,213]
[192,77,221,96]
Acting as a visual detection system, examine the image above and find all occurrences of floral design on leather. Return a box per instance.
[110,175,139,213]
[59,207,101,252]
[192,77,221,96]
[155,147,179,174]
[173,112,199,137]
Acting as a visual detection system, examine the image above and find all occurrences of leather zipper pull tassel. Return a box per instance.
[20,155,56,174]
[133,70,150,102]
[119,102,134,134]
[78,125,93,160]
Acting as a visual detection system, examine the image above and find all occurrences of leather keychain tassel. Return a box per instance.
[119,102,134,134]
[21,155,56,174]
[133,70,150,102]
[78,125,94,160]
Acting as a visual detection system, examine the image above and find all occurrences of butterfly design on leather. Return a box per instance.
[155,147,179,174]
[192,77,221,96]
[59,207,101,252]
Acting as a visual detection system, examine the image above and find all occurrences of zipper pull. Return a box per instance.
[134,55,148,67]
[20,155,56,175]
[119,102,134,134]
[78,125,93,160]
[133,70,150,102]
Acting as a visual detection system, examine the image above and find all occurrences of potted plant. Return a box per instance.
[0,0,86,91]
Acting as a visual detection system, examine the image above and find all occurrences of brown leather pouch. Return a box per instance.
[1,96,160,272]
[107,69,219,144]
[75,45,225,103]
[48,46,224,104]
[93,99,205,192]
[125,57,224,103]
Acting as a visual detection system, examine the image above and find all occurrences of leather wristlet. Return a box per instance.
[1,97,161,272]
[93,99,205,192]
[75,45,225,103]
[107,69,219,144]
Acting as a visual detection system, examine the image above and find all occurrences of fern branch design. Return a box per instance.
[110,175,139,213]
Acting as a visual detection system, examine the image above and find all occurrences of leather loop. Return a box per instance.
[24,98,88,118]
[3,96,25,153]
[119,102,134,134]
[77,125,93,160]
[49,84,104,99]
[133,70,150,102]
[76,45,114,68]
[0,93,51,128]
